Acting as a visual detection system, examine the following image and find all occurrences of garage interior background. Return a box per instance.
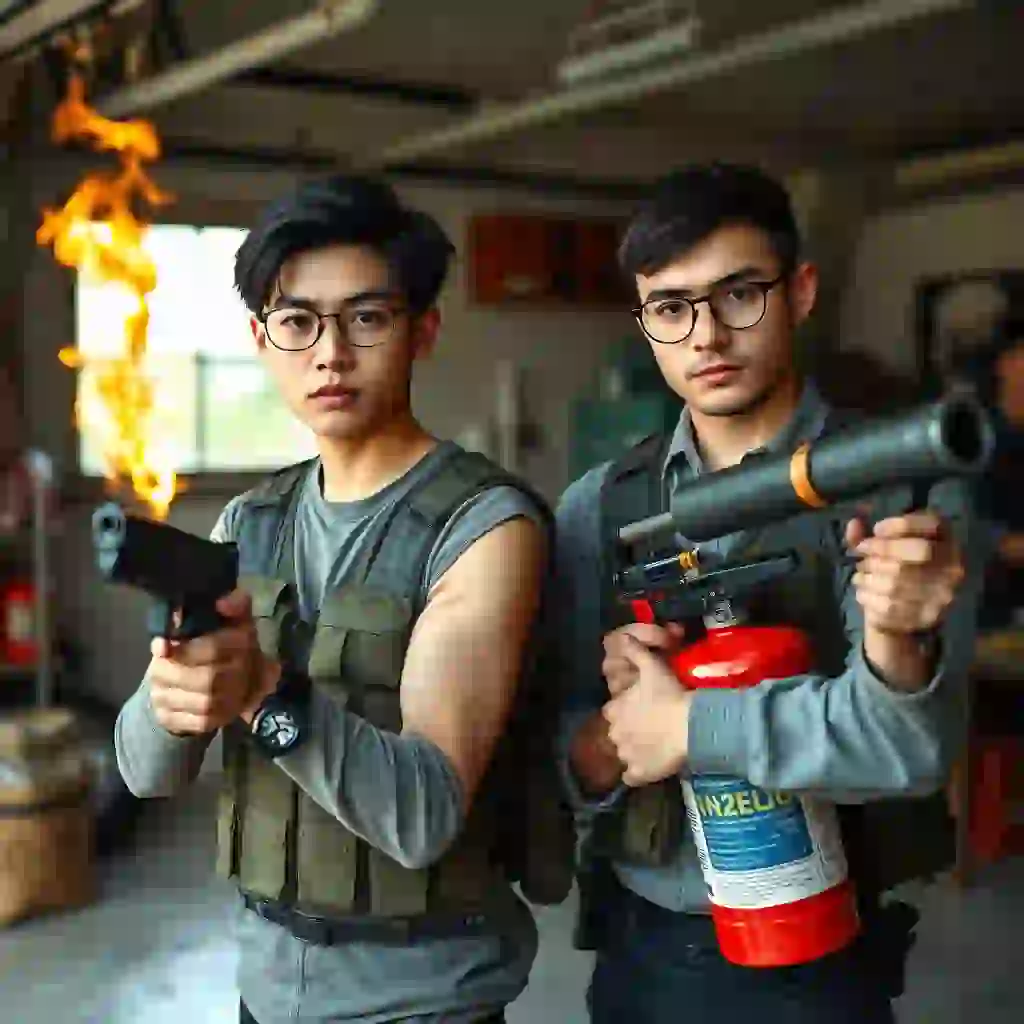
[0,2,1021,1022]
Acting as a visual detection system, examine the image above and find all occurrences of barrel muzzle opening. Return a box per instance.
[940,397,994,471]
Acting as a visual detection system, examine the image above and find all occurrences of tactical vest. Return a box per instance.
[215,442,574,919]
[594,423,957,899]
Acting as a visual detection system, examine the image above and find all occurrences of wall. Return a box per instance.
[839,187,1024,375]
[16,157,633,708]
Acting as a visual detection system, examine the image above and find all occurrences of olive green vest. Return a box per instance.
[215,443,574,918]
[594,426,956,898]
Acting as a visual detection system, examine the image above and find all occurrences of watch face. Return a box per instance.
[255,706,300,754]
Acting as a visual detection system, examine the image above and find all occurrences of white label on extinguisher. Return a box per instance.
[682,774,848,911]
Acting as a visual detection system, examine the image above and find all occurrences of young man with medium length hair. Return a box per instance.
[115,176,561,1023]
[553,163,979,1023]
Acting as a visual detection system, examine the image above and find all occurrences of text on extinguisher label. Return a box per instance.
[689,776,811,871]
[682,774,849,911]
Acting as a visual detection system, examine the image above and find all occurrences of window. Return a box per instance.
[75,224,318,476]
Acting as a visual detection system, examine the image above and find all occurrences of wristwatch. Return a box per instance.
[249,670,311,759]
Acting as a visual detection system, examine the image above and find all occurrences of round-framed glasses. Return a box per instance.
[633,275,786,345]
[258,302,406,352]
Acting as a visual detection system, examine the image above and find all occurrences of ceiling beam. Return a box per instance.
[95,0,381,118]
[360,0,971,168]
[157,138,647,200]
[230,67,478,113]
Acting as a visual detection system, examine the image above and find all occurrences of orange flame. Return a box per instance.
[36,72,178,519]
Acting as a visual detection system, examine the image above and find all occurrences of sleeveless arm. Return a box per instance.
[113,499,243,797]
[273,487,547,869]
[685,479,983,799]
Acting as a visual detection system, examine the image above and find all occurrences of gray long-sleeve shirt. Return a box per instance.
[554,382,982,913]
[115,445,544,1024]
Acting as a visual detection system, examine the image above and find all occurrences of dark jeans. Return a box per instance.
[588,883,899,1024]
[240,1002,504,1023]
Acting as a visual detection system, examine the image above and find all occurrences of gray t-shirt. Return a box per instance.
[114,444,546,1023]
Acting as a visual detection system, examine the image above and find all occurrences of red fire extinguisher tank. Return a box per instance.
[670,623,861,968]
[1,580,38,666]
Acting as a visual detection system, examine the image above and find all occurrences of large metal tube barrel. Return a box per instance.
[619,394,994,548]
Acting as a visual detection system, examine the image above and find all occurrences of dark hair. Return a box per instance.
[234,174,455,315]
[619,162,800,278]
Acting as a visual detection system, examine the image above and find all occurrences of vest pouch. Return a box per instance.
[238,575,297,662]
[367,847,430,917]
[618,779,683,866]
[295,790,360,914]
[309,586,411,731]
[236,754,293,900]
[215,725,247,880]
[428,803,500,912]
[215,786,237,880]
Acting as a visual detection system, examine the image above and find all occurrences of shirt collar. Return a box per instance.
[663,379,831,479]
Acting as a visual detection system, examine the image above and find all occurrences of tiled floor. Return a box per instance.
[0,778,1020,1023]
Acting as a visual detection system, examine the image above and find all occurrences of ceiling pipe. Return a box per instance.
[0,1,111,61]
[95,0,380,118]
[364,0,972,168]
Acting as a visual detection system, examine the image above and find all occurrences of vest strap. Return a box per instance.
[239,575,297,662]
[600,432,673,634]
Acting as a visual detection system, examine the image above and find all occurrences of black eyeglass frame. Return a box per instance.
[632,273,788,345]
[256,303,409,352]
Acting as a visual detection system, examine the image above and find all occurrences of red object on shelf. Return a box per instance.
[467,213,628,306]
[1,581,38,666]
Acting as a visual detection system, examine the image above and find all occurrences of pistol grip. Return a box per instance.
[147,601,175,640]
[177,604,225,640]
[147,600,224,640]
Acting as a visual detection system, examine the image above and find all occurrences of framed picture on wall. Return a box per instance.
[915,270,1024,394]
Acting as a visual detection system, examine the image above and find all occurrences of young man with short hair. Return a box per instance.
[115,176,557,1023]
[553,163,979,1023]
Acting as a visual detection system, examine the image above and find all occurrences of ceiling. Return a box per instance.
[5,0,1023,188]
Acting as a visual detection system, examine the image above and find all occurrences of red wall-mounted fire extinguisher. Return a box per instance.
[1,580,38,666]
[636,597,861,969]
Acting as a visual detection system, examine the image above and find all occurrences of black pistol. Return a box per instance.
[92,502,239,640]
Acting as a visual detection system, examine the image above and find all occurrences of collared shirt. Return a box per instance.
[551,381,981,912]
